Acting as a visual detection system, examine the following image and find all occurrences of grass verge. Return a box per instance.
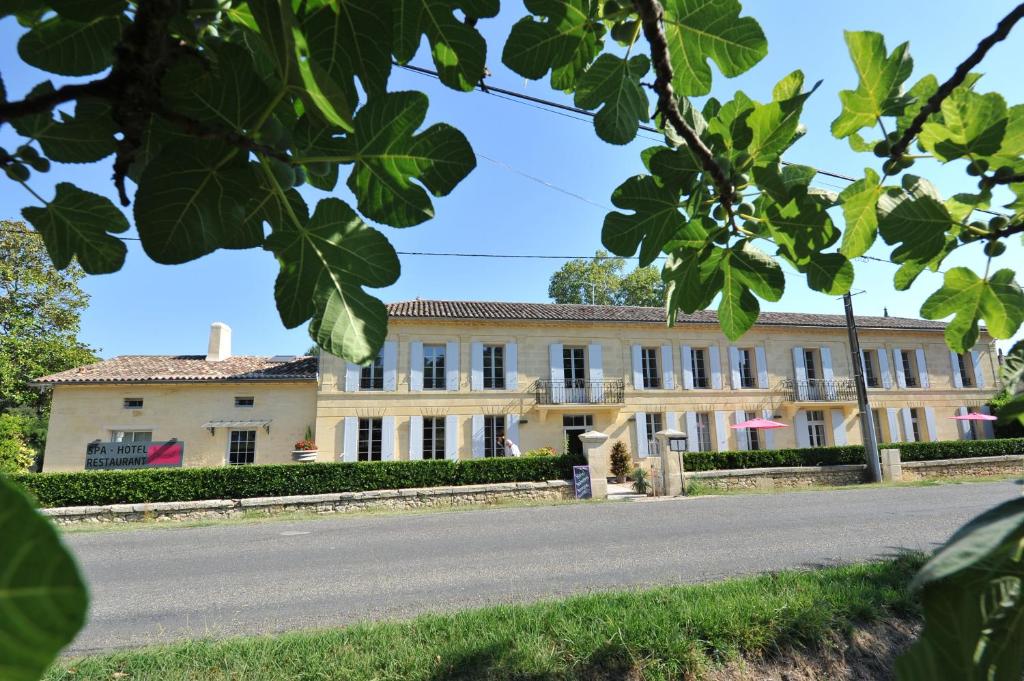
[47,554,924,681]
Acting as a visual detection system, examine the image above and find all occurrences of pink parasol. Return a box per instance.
[949,412,997,421]
[730,417,788,430]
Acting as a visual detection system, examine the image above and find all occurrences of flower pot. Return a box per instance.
[292,449,318,462]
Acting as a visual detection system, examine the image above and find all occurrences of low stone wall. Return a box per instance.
[685,464,868,491]
[900,455,1023,481]
[42,480,574,525]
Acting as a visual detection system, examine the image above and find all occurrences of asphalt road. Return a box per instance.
[64,480,1020,654]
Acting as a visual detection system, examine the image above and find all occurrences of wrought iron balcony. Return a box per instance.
[779,378,857,402]
[533,379,625,405]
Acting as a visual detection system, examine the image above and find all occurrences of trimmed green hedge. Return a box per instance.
[8,454,584,508]
[683,438,1024,472]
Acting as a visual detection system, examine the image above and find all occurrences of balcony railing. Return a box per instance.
[780,378,857,402]
[533,379,625,405]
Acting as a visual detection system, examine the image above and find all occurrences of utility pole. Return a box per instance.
[843,292,882,482]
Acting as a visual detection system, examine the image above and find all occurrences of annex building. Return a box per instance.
[35,301,999,472]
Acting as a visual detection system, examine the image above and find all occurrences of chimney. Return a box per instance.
[883,307,889,317]
[206,322,232,362]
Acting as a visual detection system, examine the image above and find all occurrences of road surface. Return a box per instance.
[64,480,1019,654]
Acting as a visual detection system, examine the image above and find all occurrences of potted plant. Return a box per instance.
[610,440,631,483]
[291,426,318,462]
[631,466,651,496]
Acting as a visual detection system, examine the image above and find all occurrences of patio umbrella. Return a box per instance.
[948,412,997,421]
[730,417,788,429]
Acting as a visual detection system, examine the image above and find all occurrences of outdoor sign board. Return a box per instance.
[573,465,592,499]
[85,441,185,470]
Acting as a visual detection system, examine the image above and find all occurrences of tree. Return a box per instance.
[0,222,97,412]
[548,250,664,306]
[619,266,665,307]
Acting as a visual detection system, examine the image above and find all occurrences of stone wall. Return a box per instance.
[43,480,573,525]
[900,455,1023,481]
[685,464,869,491]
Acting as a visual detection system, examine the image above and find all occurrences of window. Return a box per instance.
[646,412,664,455]
[691,348,709,389]
[871,409,884,441]
[908,408,921,442]
[358,418,383,461]
[803,349,818,381]
[900,351,918,388]
[694,413,712,452]
[806,410,827,447]
[423,417,445,460]
[123,397,143,409]
[738,349,755,388]
[228,430,256,465]
[234,396,255,407]
[562,346,585,381]
[562,415,594,428]
[483,345,505,389]
[956,353,975,387]
[423,344,446,390]
[483,415,505,458]
[862,350,879,388]
[112,430,152,443]
[745,410,762,450]
[641,347,661,388]
[360,353,384,390]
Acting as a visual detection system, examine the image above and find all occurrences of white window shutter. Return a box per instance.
[631,344,644,389]
[342,416,358,462]
[794,411,810,448]
[549,343,563,404]
[445,341,460,391]
[344,363,360,392]
[792,347,807,399]
[980,406,995,438]
[733,410,748,450]
[971,350,985,388]
[665,411,679,432]
[506,413,520,448]
[924,407,937,442]
[714,411,730,451]
[886,408,902,443]
[709,346,722,389]
[830,409,846,446]
[755,346,769,389]
[382,341,398,391]
[685,412,699,452]
[949,351,963,388]
[409,341,423,392]
[408,416,423,460]
[820,346,833,383]
[635,412,649,457]
[445,415,459,460]
[681,345,694,389]
[471,415,485,458]
[956,407,971,439]
[661,345,675,389]
[588,343,603,381]
[505,342,518,390]
[381,416,395,460]
[892,348,906,388]
[762,409,775,449]
[728,347,740,389]
[915,348,930,388]
[470,341,483,391]
[878,348,892,389]
[901,408,915,442]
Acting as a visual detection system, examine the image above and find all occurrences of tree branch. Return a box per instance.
[632,0,734,205]
[994,221,1024,239]
[0,80,113,125]
[889,2,1024,159]
[991,173,1024,185]
[154,106,291,163]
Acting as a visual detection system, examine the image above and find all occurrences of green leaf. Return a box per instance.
[729,240,783,301]
[646,144,702,193]
[394,0,499,91]
[800,252,854,295]
[664,243,724,316]
[919,89,1008,162]
[719,251,760,339]
[134,142,263,264]
[920,268,1024,352]
[661,0,767,97]
[762,191,838,264]
[502,0,603,92]
[987,104,1024,165]
[747,70,820,163]
[50,0,125,21]
[304,0,392,101]
[838,168,882,258]
[573,54,650,145]
[1001,341,1024,399]
[266,197,399,362]
[163,44,270,132]
[895,74,938,135]
[17,14,123,76]
[0,476,88,681]
[247,0,297,85]
[10,86,117,163]
[877,176,952,273]
[602,174,692,266]
[831,31,913,138]
[22,183,129,274]
[705,90,754,152]
[341,91,476,228]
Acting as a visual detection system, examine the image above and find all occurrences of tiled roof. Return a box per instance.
[32,355,318,386]
[387,300,948,331]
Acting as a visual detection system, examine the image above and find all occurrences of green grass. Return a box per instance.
[47,554,925,681]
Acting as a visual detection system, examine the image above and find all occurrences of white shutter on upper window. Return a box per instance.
[381,416,395,460]
[792,347,807,400]
[344,362,360,392]
[685,412,699,452]
[709,346,722,389]
[830,409,846,446]
[971,350,985,388]
[915,348,930,388]
[631,344,644,389]
[409,341,423,392]
[892,348,906,388]
[445,415,459,460]
[924,407,937,442]
[661,345,675,389]
[950,351,963,388]
[471,414,484,458]
[714,411,730,451]
[635,412,649,457]
[588,343,603,382]
[820,346,833,383]
[408,416,423,460]
[470,342,483,391]
[755,346,769,389]
[505,342,518,390]
[382,341,398,392]
[878,348,893,389]
[342,416,358,462]
[549,343,563,404]
[886,408,902,443]
[794,411,810,448]
[681,345,694,390]
[733,410,748,450]
[728,346,740,389]
[445,341,460,391]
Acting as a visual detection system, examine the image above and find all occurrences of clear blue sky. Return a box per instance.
[1,1,1022,358]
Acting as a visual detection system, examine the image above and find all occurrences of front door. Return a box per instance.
[562,415,593,458]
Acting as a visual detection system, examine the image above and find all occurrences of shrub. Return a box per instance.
[523,447,556,457]
[7,454,582,508]
[0,411,45,472]
[892,438,1024,461]
[610,440,631,478]
[631,466,650,495]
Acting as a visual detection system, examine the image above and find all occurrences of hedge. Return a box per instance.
[682,437,1024,473]
[7,454,584,509]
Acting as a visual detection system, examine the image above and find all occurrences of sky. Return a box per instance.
[1,1,1022,359]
